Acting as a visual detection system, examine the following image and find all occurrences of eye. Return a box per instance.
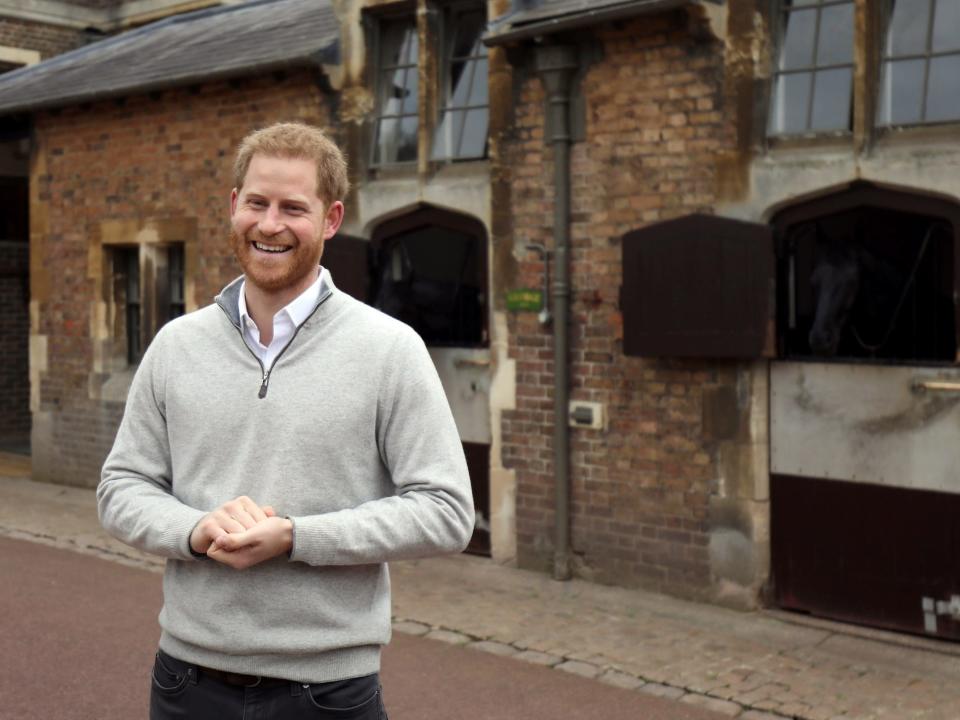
[247,198,267,208]
[284,204,306,214]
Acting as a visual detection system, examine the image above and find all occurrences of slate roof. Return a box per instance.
[485,0,707,45]
[0,0,339,115]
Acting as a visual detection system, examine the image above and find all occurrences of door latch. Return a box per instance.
[921,595,960,634]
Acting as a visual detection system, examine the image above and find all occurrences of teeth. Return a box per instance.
[254,242,289,253]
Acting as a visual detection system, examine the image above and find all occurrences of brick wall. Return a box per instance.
[0,17,88,59]
[0,242,30,451]
[500,12,736,599]
[31,69,333,486]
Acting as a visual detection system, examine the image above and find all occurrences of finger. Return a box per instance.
[245,503,269,524]
[214,511,247,534]
[262,506,276,518]
[214,530,256,552]
[232,508,259,529]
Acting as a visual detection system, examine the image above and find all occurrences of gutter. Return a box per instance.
[484,0,695,47]
[534,44,579,582]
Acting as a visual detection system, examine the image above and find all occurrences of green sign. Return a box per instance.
[506,289,542,312]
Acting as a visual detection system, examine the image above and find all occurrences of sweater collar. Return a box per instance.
[215,267,336,329]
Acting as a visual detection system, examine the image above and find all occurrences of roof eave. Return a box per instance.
[484,0,702,47]
[0,46,338,117]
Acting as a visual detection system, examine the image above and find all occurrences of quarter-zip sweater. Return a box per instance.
[98,273,474,683]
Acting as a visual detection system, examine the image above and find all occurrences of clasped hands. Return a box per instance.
[189,495,293,570]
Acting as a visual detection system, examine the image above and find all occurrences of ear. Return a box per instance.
[230,188,239,217]
[323,201,345,240]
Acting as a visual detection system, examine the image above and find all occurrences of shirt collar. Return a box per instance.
[238,266,327,329]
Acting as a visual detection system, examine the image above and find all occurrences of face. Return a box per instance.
[230,154,344,301]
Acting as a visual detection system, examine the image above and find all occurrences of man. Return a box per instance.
[98,122,475,719]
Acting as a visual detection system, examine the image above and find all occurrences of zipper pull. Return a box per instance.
[258,372,270,399]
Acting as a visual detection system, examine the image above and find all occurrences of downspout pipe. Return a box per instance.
[534,44,577,581]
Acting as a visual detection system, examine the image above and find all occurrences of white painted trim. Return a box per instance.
[0,45,41,66]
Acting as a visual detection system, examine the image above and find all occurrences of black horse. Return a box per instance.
[806,221,950,359]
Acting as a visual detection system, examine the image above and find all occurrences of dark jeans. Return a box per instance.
[150,649,388,719]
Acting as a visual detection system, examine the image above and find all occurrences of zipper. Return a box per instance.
[219,288,333,399]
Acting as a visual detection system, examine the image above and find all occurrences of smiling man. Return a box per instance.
[98,122,474,720]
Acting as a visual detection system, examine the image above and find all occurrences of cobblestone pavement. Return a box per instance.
[2,462,958,720]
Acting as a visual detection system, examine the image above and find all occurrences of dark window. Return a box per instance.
[110,242,186,365]
[371,208,488,347]
[774,184,959,363]
[0,177,28,242]
[768,0,855,135]
[373,17,419,165]
[432,4,489,161]
[111,247,141,364]
[168,243,185,319]
[878,0,960,126]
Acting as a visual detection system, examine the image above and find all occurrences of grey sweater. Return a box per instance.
[98,274,474,683]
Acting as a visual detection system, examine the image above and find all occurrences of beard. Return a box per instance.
[230,226,324,294]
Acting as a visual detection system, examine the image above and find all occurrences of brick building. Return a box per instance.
[0,0,233,452]
[3,0,960,640]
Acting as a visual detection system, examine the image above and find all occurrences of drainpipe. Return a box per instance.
[534,44,577,582]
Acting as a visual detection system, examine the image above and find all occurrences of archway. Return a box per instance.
[370,205,491,555]
[769,181,960,639]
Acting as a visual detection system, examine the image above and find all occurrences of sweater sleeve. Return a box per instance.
[288,328,475,566]
[97,328,206,561]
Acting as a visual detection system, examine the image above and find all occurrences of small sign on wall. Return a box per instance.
[506,289,542,312]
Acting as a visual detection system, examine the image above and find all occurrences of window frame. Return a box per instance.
[368,7,421,168]
[431,0,490,162]
[876,0,960,129]
[764,0,960,148]
[767,0,857,139]
[107,242,186,367]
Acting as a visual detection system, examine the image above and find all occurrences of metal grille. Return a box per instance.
[372,18,419,165]
[431,5,489,161]
[878,0,960,126]
[768,0,855,136]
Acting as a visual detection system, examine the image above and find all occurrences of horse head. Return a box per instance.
[808,223,860,356]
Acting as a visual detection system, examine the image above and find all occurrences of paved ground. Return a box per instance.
[2,458,959,720]
[0,536,725,720]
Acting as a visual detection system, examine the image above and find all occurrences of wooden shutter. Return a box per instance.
[621,213,774,358]
[323,234,372,303]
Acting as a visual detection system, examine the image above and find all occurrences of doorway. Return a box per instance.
[370,207,490,554]
[770,183,960,639]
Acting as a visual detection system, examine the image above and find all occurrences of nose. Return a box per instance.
[809,327,838,356]
[258,204,284,236]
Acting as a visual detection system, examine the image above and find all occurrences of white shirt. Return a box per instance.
[238,268,327,368]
